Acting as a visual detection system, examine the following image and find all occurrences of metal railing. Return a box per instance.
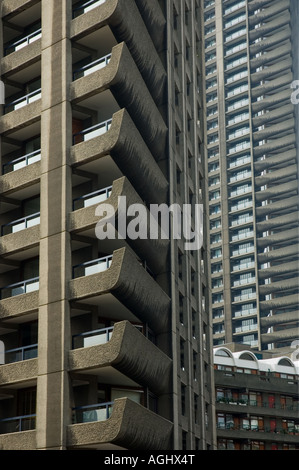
[73,186,112,211]
[72,402,114,424]
[4,89,41,114]
[4,29,42,56]
[72,255,112,279]
[0,414,36,434]
[73,53,111,80]
[72,0,106,18]
[1,213,40,236]
[0,277,39,300]
[5,344,38,364]
[72,119,112,145]
[72,324,143,349]
[3,149,41,174]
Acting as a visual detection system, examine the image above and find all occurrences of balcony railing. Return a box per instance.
[234,308,257,318]
[0,414,36,434]
[72,402,114,424]
[72,0,106,18]
[73,119,112,145]
[4,29,42,56]
[72,324,143,349]
[4,344,38,364]
[72,255,112,279]
[73,53,112,80]
[232,262,255,272]
[1,213,40,236]
[4,89,41,114]
[73,186,112,211]
[3,150,41,175]
[0,277,39,300]
[233,292,256,302]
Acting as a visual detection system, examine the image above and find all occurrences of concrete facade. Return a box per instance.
[0,0,215,450]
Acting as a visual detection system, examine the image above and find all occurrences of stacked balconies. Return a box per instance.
[0,0,174,450]
[248,0,299,350]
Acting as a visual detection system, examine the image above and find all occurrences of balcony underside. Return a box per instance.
[69,320,172,395]
[258,243,298,263]
[257,228,299,249]
[259,277,298,296]
[258,260,299,280]
[68,247,171,333]
[70,108,168,206]
[255,180,298,203]
[254,148,296,172]
[1,39,41,78]
[259,293,298,312]
[67,397,173,450]
[0,358,37,386]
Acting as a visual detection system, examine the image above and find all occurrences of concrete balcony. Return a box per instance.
[259,294,299,313]
[257,243,298,264]
[250,42,291,71]
[261,328,299,346]
[255,181,298,203]
[257,228,299,249]
[250,58,292,86]
[248,0,290,27]
[69,176,169,274]
[258,261,299,280]
[249,11,291,42]
[134,0,166,52]
[0,161,40,201]
[254,148,296,172]
[70,0,166,106]
[68,247,171,334]
[71,41,167,164]
[255,196,298,217]
[251,74,293,101]
[252,119,294,143]
[1,37,41,79]
[0,99,41,138]
[0,289,39,321]
[1,0,40,17]
[254,163,297,185]
[259,277,298,296]
[67,397,173,450]
[70,108,168,205]
[0,358,37,387]
[249,29,291,56]
[0,225,40,261]
[69,320,172,395]
[0,429,36,450]
[260,311,299,328]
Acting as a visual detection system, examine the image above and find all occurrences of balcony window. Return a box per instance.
[73,119,112,145]
[72,402,113,424]
[73,255,112,278]
[73,0,106,18]
[73,53,111,80]
[73,186,112,211]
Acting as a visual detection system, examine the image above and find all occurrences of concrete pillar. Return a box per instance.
[36,0,72,450]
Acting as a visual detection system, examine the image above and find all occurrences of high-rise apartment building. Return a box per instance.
[204,0,299,352]
[0,0,216,451]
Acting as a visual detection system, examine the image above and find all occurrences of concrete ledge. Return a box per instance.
[68,248,170,333]
[0,291,39,320]
[1,0,40,17]
[67,397,173,450]
[0,162,40,196]
[0,358,37,386]
[69,320,172,395]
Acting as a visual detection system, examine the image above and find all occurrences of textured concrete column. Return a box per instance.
[36,0,72,450]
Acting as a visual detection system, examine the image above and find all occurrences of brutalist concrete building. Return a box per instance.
[204,0,299,352]
[0,0,216,451]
